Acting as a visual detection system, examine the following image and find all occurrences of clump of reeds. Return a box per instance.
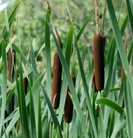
[64,76,76,123]
[51,27,62,109]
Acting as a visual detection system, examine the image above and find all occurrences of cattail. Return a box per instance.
[64,76,76,123]
[52,51,62,109]
[51,27,62,109]
[94,34,105,91]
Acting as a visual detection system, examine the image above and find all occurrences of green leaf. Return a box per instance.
[41,85,63,138]
[126,0,133,33]
[45,9,52,98]
[96,98,124,114]
[106,0,133,95]
[103,14,128,97]
[38,92,42,138]
[16,63,29,138]
[65,22,74,68]
[124,77,133,138]
[30,83,36,138]
[128,42,133,62]
[30,39,38,76]
[0,40,7,136]
[1,2,21,40]
[76,11,93,41]
[74,34,98,137]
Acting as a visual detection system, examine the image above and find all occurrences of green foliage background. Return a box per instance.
[0,0,133,138]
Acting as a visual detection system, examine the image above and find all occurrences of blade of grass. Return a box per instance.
[128,41,133,62]
[1,2,21,40]
[110,77,126,137]
[45,8,52,98]
[96,98,124,114]
[30,38,38,76]
[74,33,98,137]
[103,14,128,97]
[38,92,42,138]
[3,73,44,137]
[111,118,126,138]
[58,22,74,123]
[65,22,74,67]
[16,63,29,138]
[41,85,63,138]
[76,11,93,41]
[99,108,106,138]
[106,0,133,97]
[124,76,133,138]
[0,40,7,136]
[30,86,37,138]
[126,0,133,33]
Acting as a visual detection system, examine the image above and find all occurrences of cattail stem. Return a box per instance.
[54,27,63,49]
[102,0,106,35]
[64,76,76,123]
[95,0,99,35]
[94,35,105,91]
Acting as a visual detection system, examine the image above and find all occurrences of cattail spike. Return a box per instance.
[64,76,76,123]
[94,34,105,91]
[52,51,62,109]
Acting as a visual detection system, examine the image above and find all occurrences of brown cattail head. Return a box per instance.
[94,34,105,91]
[8,48,16,82]
[64,76,76,123]
[52,51,62,109]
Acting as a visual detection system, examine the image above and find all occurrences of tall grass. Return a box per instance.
[0,0,133,138]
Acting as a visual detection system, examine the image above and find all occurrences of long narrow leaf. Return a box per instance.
[106,0,133,97]
[96,98,124,114]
